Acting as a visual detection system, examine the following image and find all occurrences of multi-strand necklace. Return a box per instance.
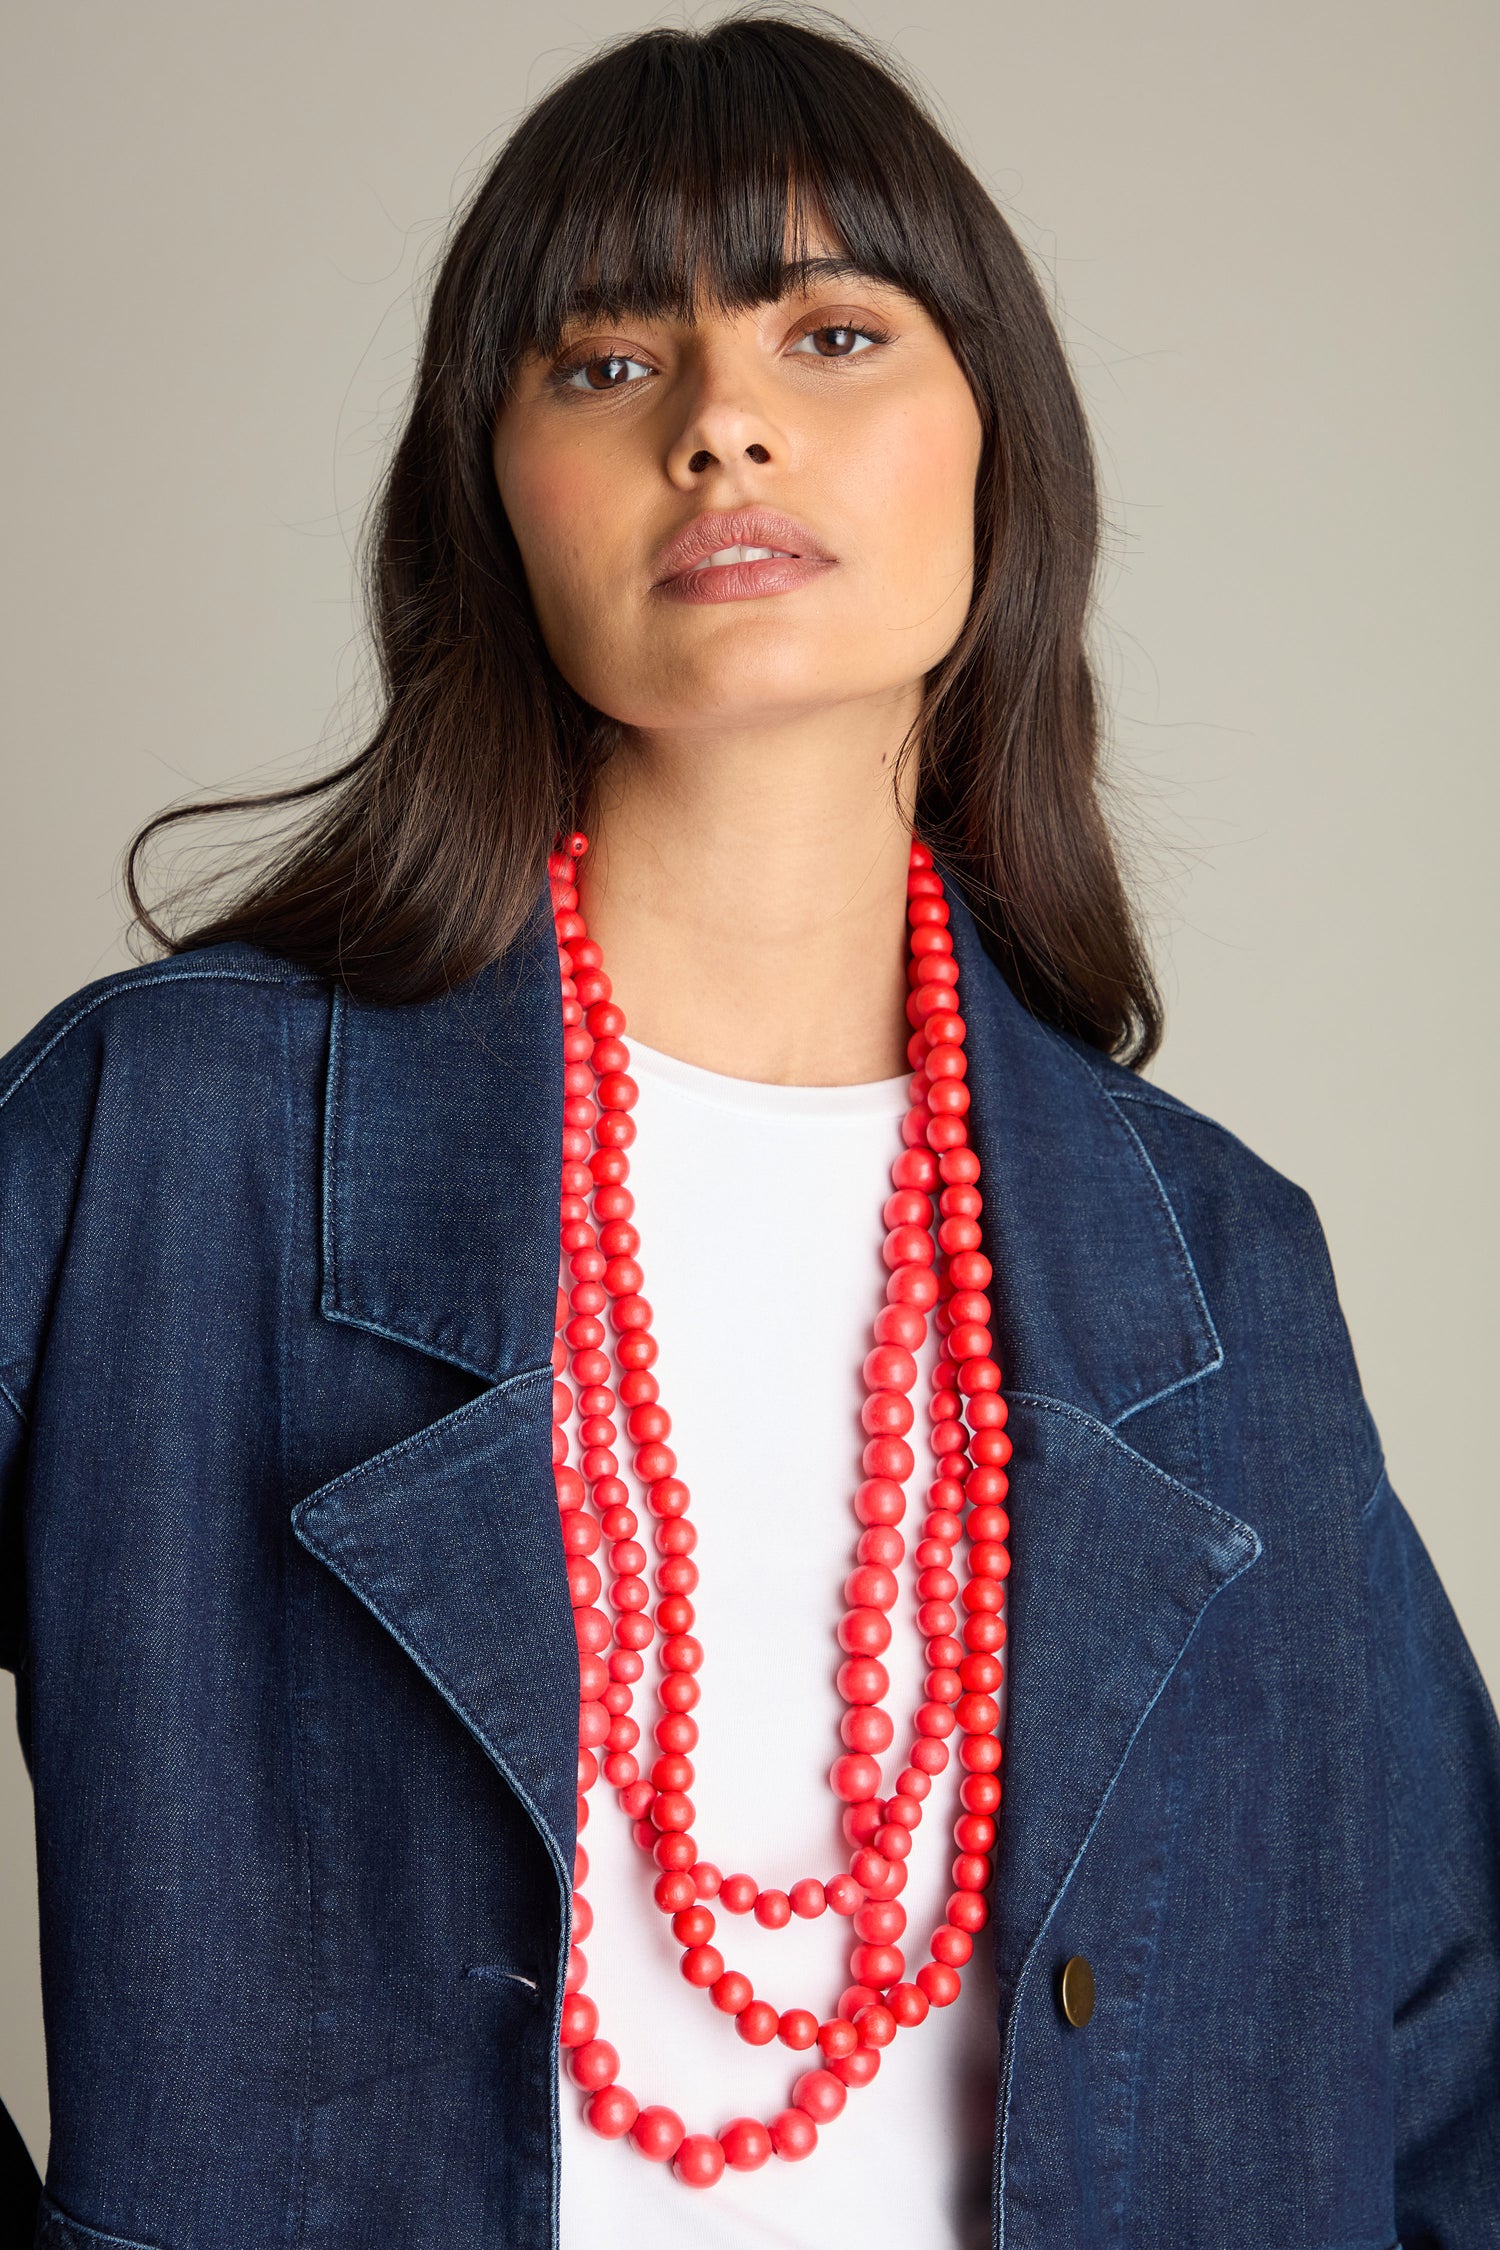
[547,830,1009,2189]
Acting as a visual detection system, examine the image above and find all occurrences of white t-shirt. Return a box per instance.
[557,1039,1000,2250]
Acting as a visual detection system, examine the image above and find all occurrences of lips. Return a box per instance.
[651,507,833,587]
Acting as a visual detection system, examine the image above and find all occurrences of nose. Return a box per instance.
[665,354,783,488]
[685,441,770,474]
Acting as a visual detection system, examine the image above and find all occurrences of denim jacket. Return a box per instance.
[1,884,1497,2250]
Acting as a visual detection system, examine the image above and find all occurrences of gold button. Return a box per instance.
[1058,1954,1096,2028]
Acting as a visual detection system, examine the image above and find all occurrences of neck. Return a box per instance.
[577,697,920,1086]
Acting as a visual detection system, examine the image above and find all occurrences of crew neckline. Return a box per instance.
[627,1035,912,1120]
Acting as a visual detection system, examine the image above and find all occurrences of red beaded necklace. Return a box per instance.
[547,830,1010,2190]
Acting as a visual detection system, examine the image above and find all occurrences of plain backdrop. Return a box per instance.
[2,0,1495,2172]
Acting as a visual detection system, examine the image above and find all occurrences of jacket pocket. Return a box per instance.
[35,2193,164,2250]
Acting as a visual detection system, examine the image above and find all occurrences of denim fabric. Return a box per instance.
[0,883,1496,2249]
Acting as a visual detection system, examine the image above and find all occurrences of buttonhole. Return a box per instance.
[465,1964,539,1990]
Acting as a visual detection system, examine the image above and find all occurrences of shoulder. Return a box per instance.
[0,942,334,1184]
[1056,1029,1381,1495]
[1058,1030,1325,1264]
[0,944,334,1422]
[0,940,327,1120]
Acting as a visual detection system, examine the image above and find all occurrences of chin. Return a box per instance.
[599,632,896,735]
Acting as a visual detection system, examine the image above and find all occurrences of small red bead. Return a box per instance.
[838,1984,880,2022]
[931,1924,974,1967]
[770,2108,819,2161]
[630,2106,685,2163]
[777,2008,820,2050]
[855,2003,898,2047]
[567,2036,618,2090]
[720,1873,758,1913]
[711,1970,754,2015]
[754,1889,792,1929]
[720,2118,773,2171]
[831,2044,882,2088]
[793,2068,848,2123]
[584,2083,638,2138]
[889,1981,931,2028]
[825,1874,863,1915]
[819,2016,859,2059]
[559,1991,598,2048]
[789,1878,827,1919]
[917,1961,962,2007]
[672,2133,727,2187]
[736,2000,780,2045]
[680,1945,723,1987]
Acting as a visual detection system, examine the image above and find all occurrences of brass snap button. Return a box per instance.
[1058,1954,1096,2027]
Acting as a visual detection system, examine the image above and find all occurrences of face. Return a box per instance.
[491,251,985,737]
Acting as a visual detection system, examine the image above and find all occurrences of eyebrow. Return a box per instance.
[774,257,892,295]
[549,259,899,336]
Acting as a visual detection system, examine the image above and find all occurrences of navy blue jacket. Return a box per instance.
[2,887,1497,2249]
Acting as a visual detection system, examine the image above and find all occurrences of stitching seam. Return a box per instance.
[291,1359,552,1508]
[1359,1465,1391,1523]
[1006,1390,1260,1550]
[0,967,306,1115]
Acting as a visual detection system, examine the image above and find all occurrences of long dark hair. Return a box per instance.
[126,10,1162,1064]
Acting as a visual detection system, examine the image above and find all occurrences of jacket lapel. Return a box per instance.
[291,878,1262,1979]
[293,892,579,1874]
[945,889,1260,1991]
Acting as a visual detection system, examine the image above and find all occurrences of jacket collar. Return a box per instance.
[318,878,1221,1427]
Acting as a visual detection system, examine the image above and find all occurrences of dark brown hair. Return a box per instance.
[126,9,1161,1064]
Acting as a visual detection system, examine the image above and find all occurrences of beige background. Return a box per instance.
[2,0,1495,2171]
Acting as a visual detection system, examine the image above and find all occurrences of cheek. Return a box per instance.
[495,436,632,658]
[847,385,981,613]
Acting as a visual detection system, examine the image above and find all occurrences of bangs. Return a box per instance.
[492,19,980,359]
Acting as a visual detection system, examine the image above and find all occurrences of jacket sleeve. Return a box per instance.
[0,997,102,2231]
[0,995,102,1683]
[1362,1469,1500,2244]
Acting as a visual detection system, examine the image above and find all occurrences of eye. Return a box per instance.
[561,352,654,392]
[789,324,884,360]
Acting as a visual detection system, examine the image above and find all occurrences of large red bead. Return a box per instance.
[829,1753,881,1802]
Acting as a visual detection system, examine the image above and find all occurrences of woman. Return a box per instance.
[1,14,1496,2249]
